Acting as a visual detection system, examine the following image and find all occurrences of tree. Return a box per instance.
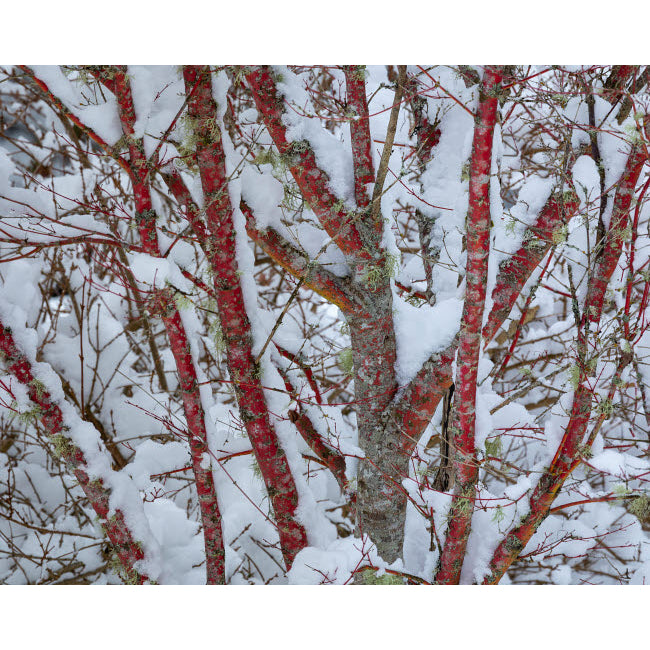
[0,64,649,585]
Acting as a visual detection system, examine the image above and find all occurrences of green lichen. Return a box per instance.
[208,318,225,356]
[597,398,614,418]
[338,348,354,376]
[29,378,47,400]
[628,494,650,522]
[523,230,547,251]
[16,404,43,426]
[613,483,632,498]
[360,253,400,290]
[552,224,569,245]
[287,140,309,155]
[107,548,141,585]
[173,291,193,311]
[484,435,503,458]
[445,496,473,523]
[351,65,366,82]
[619,224,633,243]
[50,433,74,460]
[562,189,577,203]
[550,94,569,108]
[359,569,404,585]
[362,265,383,290]
[505,536,524,552]
[575,443,593,460]
[491,505,506,525]
[87,478,103,495]
[254,148,283,170]
[383,252,400,280]
[624,122,644,146]
[176,112,221,170]
[520,365,533,378]
[567,365,581,390]
[250,460,264,482]
[281,183,305,212]
[232,66,252,87]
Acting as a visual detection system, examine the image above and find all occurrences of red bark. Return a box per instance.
[483,140,647,585]
[274,344,322,405]
[182,65,308,569]
[435,66,503,585]
[240,200,364,315]
[289,410,348,494]
[0,322,149,583]
[107,66,226,584]
[483,188,580,345]
[20,66,133,178]
[390,340,457,455]
[582,147,647,327]
[343,66,374,211]
[244,66,372,262]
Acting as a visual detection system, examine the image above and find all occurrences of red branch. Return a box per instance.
[161,168,210,246]
[183,65,308,568]
[390,341,457,455]
[274,343,322,405]
[107,66,226,584]
[289,409,348,493]
[583,147,647,328]
[343,66,374,210]
[244,66,371,261]
[241,200,363,315]
[483,139,647,585]
[435,66,504,585]
[19,66,133,179]
[0,322,149,583]
[483,188,580,345]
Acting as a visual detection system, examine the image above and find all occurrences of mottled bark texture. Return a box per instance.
[243,66,418,562]
[407,72,442,304]
[22,66,228,583]
[182,66,308,569]
[104,66,226,584]
[343,66,374,210]
[0,322,149,584]
[483,188,580,344]
[434,67,504,584]
[348,298,402,561]
[483,137,648,585]
[241,65,468,564]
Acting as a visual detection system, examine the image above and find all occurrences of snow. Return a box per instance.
[2,64,649,585]
[30,66,123,146]
[589,450,650,479]
[392,295,462,386]
[274,66,356,205]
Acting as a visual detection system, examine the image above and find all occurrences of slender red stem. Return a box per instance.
[483,188,580,345]
[344,66,374,210]
[108,66,226,584]
[183,65,308,569]
[0,322,149,583]
[483,139,647,585]
[435,66,504,585]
